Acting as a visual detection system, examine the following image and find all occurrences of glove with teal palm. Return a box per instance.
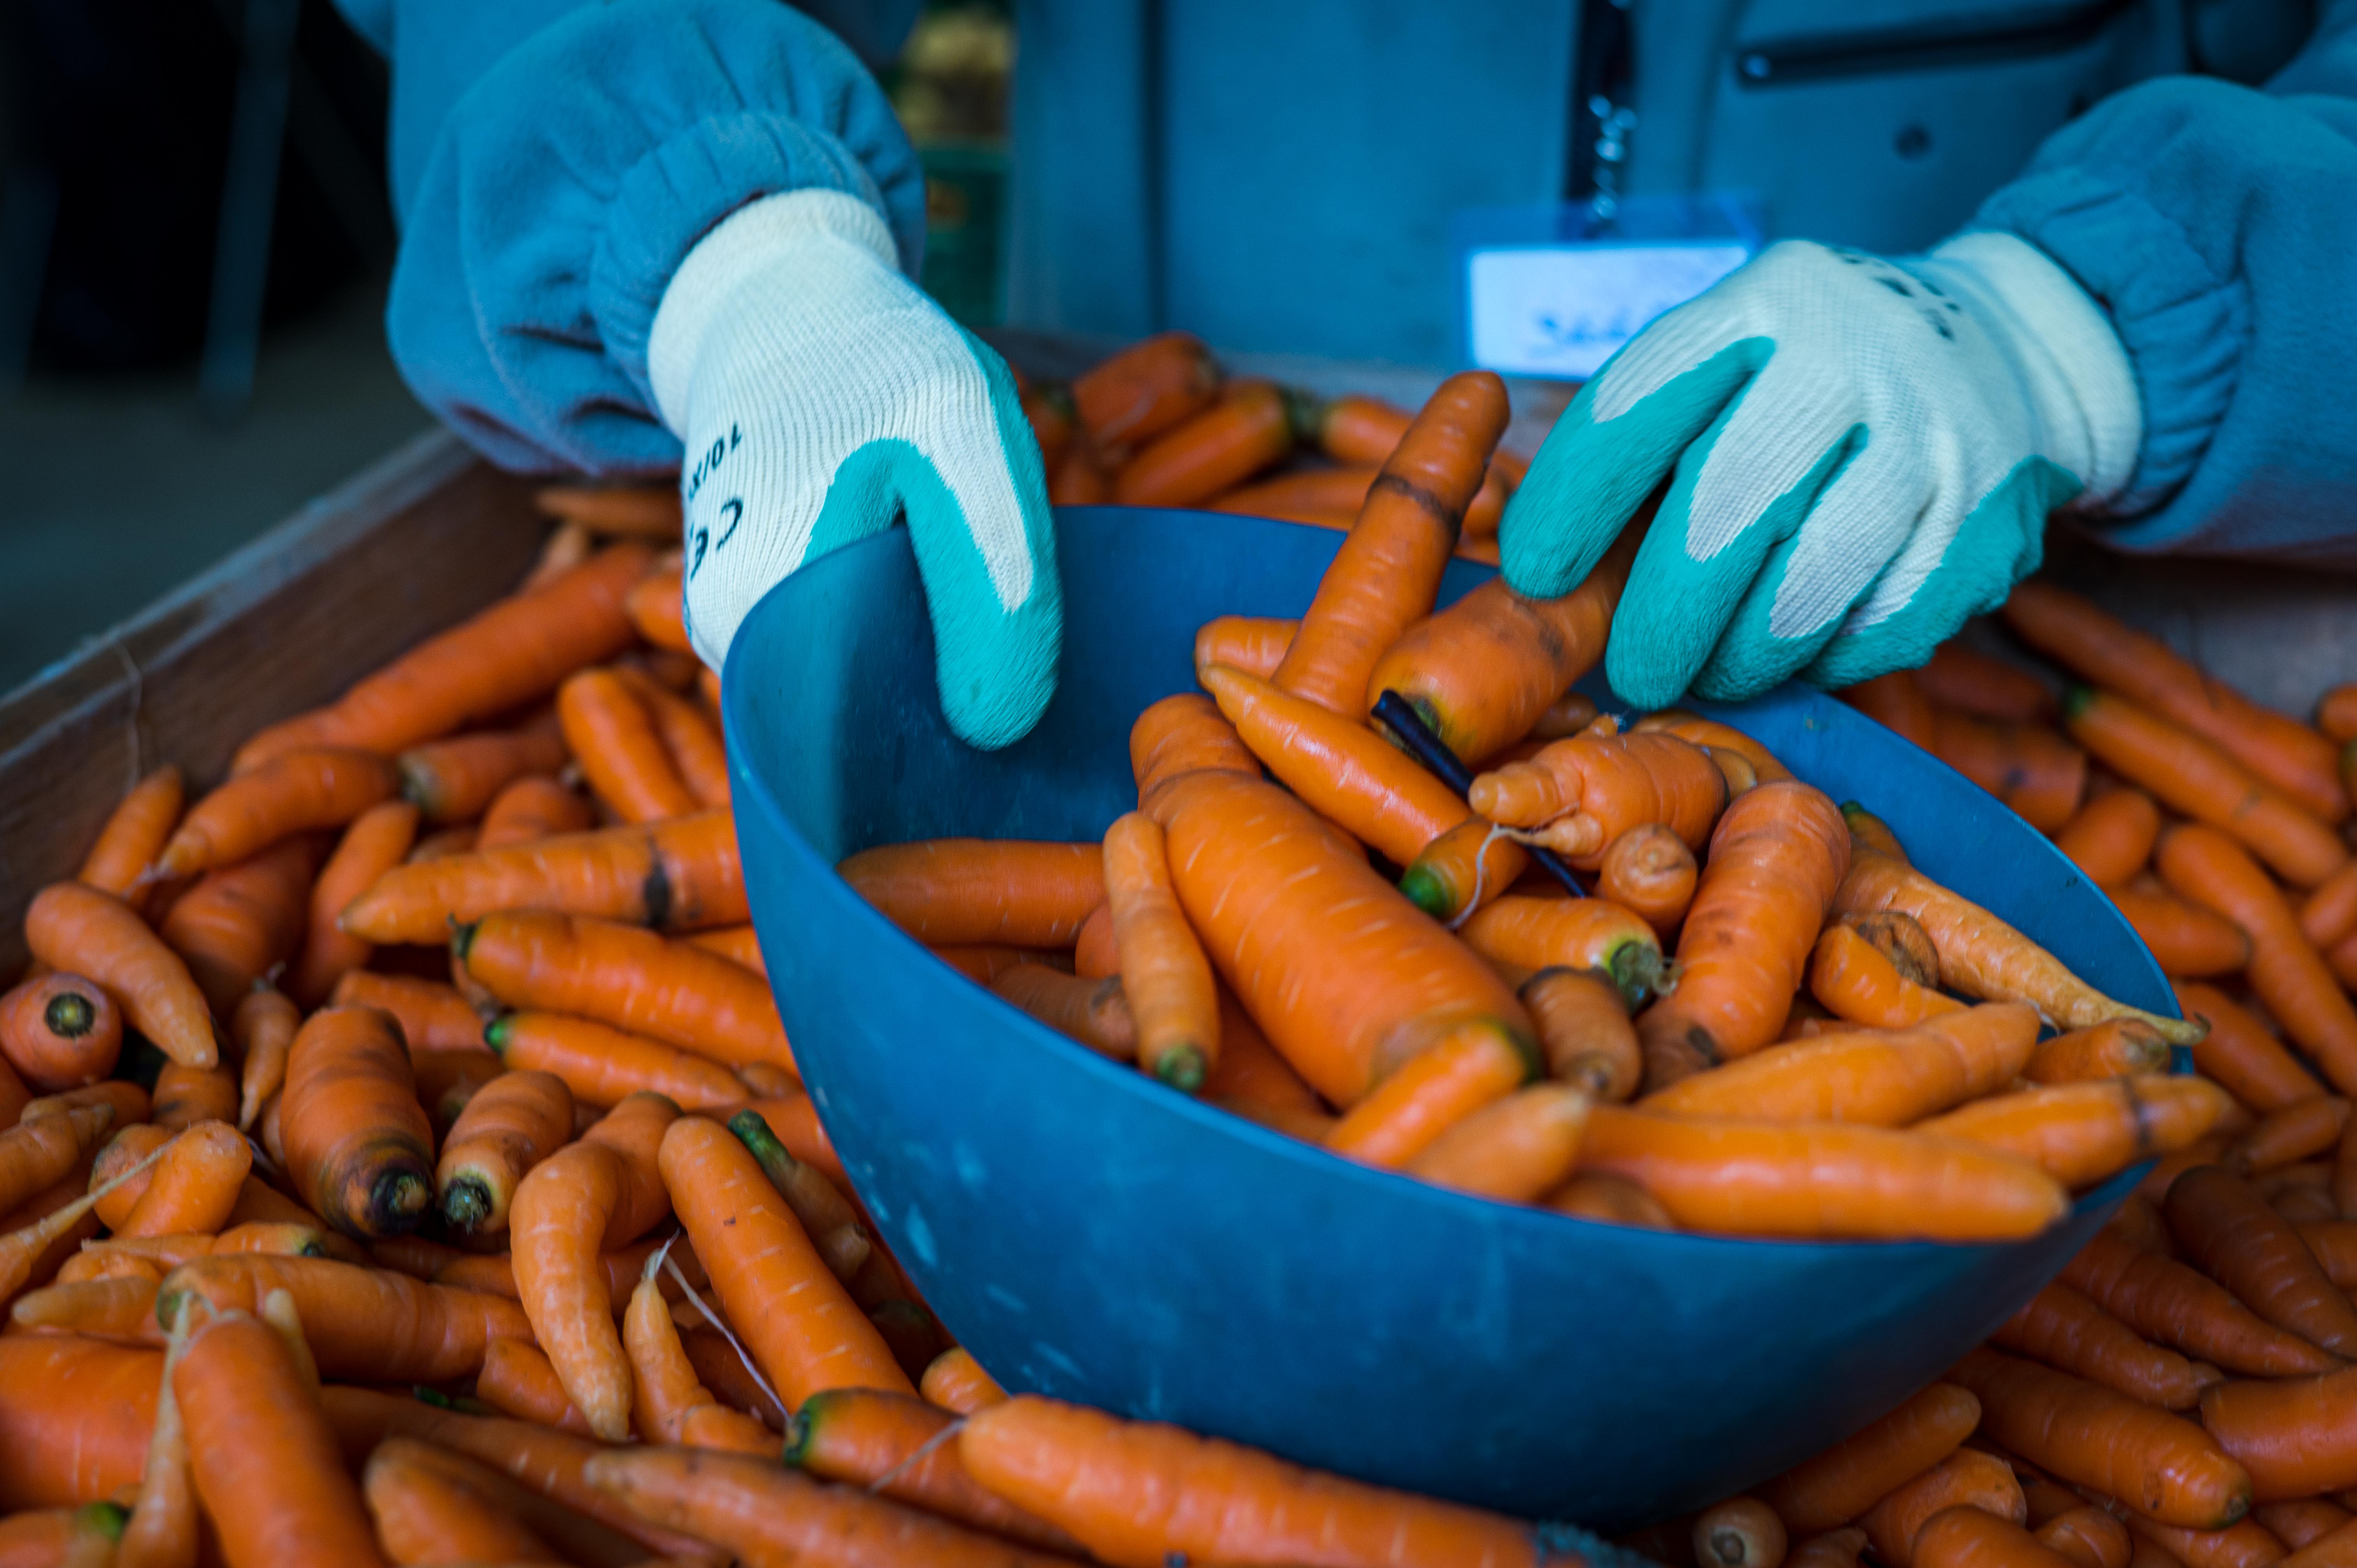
[1500,233,2141,708]
[651,189,1059,749]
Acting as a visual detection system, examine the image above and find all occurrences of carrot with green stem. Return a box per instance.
[456,909,794,1074]
[1470,725,1729,867]
[2058,790,2165,887]
[1368,523,1641,764]
[1397,816,1530,925]
[80,766,184,907]
[1457,896,1664,1008]
[474,773,595,849]
[1640,780,1850,1082]
[1645,1004,2038,1126]
[285,802,417,1008]
[157,1253,531,1382]
[485,1009,743,1111]
[2061,1226,2341,1376]
[435,1068,572,1238]
[787,1387,1083,1552]
[1835,832,2205,1047]
[2164,1165,2357,1355]
[281,1006,433,1238]
[1274,372,1511,714]
[1761,1383,1985,1534]
[1918,1076,2229,1188]
[741,1091,847,1188]
[1113,380,1300,507]
[511,1091,679,1439]
[25,883,213,1068]
[1994,1282,2223,1411]
[2174,984,2324,1114]
[923,1347,1007,1414]
[239,543,653,769]
[2026,1020,2173,1085]
[2159,823,2357,1090]
[2006,581,2346,823]
[1519,966,1642,1100]
[154,749,397,881]
[1599,823,1698,937]
[1809,923,1966,1030]
[2230,1098,2350,1175]
[727,1108,871,1285]
[0,975,120,1091]
[1072,332,1219,457]
[2107,885,2254,978]
[1149,768,1532,1107]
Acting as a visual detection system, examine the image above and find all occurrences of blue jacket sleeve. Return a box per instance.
[334,0,926,477]
[1971,0,2357,564]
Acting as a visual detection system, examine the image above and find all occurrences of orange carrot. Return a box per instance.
[79,766,184,905]
[0,1105,114,1222]
[559,667,696,823]
[1274,372,1510,714]
[2302,862,2357,952]
[2062,1227,2342,1377]
[1913,1508,2077,1568]
[1072,332,1219,457]
[786,1387,1083,1553]
[1068,902,1117,979]
[1808,923,1966,1031]
[159,1251,530,1384]
[474,1336,595,1435]
[1048,438,1110,504]
[2165,1164,2357,1354]
[362,1436,558,1565]
[395,719,569,825]
[2065,688,2346,888]
[742,1091,848,1189]
[1193,615,1296,682]
[161,837,324,1026]
[1929,708,2087,832]
[1836,837,2203,1046]
[24,883,213,1068]
[457,909,793,1075]
[286,802,419,1008]
[1367,524,1639,764]
[1917,1075,2229,1188]
[622,1246,721,1443]
[1324,1022,1532,1169]
[474,773,595,850]
[1645,1004,2037,1126]
[534,484,677,535]
[660,1115,912,1406]
[1101,812,1219,1089]
[922,1347,1007,1414]
[1638,781,1849,1081]
[1150,768,1531,1107]
[2157,824,2357,1093]
[1579,1105,2067,1240]
[1844,669,1938,749]
[986,963,1136,1059]
[280,1006,435,1238]
[1021,379,1076,472]
[1860,1449,2030,1568]
[120,1122,249,1238]
[2255,1504,2352,1552]
[2230,1098,2351,1176]
[625,563,689,651]
[1113,380,1299,507]
[154,749,396,882]
[0,1336,162,1509]
[1762,1383,1986,1534]
[2108,886,2253,978]
[1396,816,1530,924]
[1994,1282,2223,1411]
[1599,823,1698,937]
[2174,984,2325,1115]
[1209,468,1378,527]
[0,975,120,1092]
[1921,643,2054,724]
[841,839,1104,950]
[1519,966,1642,1101]
[1470,726,1728,866]
[1402,1081,1588,1199]
[2058,790,2166,888]
[486,1009,744,1111]
[1458,895,1666,1008]
[2039,1509,2134,1568]
[0,1054,26,1128]
[2026,1020,2174,1085]
[2203,1365,2357,1501]
[1311,392,1414,465]
[614,663,730,810]
[2007,582,2346,823]
[435,1068,572,1237]
[228,987,297,1135]
[322,976,479,1060]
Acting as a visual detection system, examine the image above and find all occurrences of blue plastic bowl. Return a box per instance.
[723,506,2175,1529]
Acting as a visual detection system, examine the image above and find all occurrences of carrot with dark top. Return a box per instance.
[2062,1226,2342,1377]
[1519,966,1642,1101]
[281,1006,433,1239]
[1072,332,1219,457]
[840,839,1104,949]
[2230,1099,2351,1175]
[435,1068,572,1238]
[2058,790,2165,888]
[1917,1075,2229,1188]
[486,1009,744,1110]
[25,883,213,1067]
[2107,886,2253,978]
[1696,1498,1788,1568]
[1921,643,2054,724]
[2026,1021,2173,1085]
[1397,816,1531,924]
[988,962,1136,1058]
[396,719,569,825]
[0,975,120,1091]
[2165,1165,2357,1355]
[1600,823,1699,937]
[726,1109,870,1286]
[1928,708,2087,833]
[1809,923,1966,1030]
[286,801,418,1008]
[1113,380,1300,507]
[2174,984,2326,1115]
[1993,1282,2222,1411]
[79,767,184,906]
[474,773,595,850]
[1458,895,1664,1008]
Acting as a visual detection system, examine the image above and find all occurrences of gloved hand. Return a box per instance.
[1500,233,2142,708]
[650,189,1060,749]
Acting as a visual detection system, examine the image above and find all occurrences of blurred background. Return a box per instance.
[0,0,1013,694]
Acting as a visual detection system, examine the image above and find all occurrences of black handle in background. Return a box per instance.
[1372,690,1585,898]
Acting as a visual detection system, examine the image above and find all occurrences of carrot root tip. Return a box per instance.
[371,1168,433,1234]
[1606,941,1665,1010]
[441,1178,492,1234]
[78,1501,128,1542]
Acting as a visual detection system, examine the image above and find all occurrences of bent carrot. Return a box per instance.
[435,1068,572,1237]
[1917,1075,2228,1188]
[2006,582,2346,824]
[1274,371,1510,714]
[2059,790,2166,888]
[1600,823,1699,938]
[1860,1448,2027,1568]
[1929,708,2087,832]
[841,839,1103,950]
[2174,984,2325,1115]
[286,801,419,1008]
[1519,966,1642,1102]
[237,542,652,769]
[155,749,397,880]
[2108,886,2253,978]
[1368,524,1639,764]
[1471,727,1728,866]
[1113,380,1299,507]
[2062,1227,2342,1377]
[1325,1022,1532,1169]
[1639,781,1850,1081]
[1578,1105,2068,1240]
[1809,923,1966,1031]
[1994,1282,2221,1411]
[2203,1365,2357,1500]
[475,773,595,850]
[80,767,184,906]
[2026,1020,2173,1085]
[1130,692,1257,801]
[1645,1004,2037,1126]
[1193,615,1296,682]
[120,1122,249,1239]
[2158,825,2357,1093]
[231,985,299,1135]
[1458,896,1665,1008]
[157,1254,530,1383]
[281,1006,433,1239]
[1072,332,1219,457]
[2164,1165,2357,1355]
[25,883,213,1068]
[487,1009,743,1111]
[0,975,120,1092]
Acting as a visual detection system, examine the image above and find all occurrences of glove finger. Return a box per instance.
[806,330,1063,750]
[1602,387,1861,712]
[1802,456,2081,691]
[1690,430,1930,704]
[1500,329,1771,599]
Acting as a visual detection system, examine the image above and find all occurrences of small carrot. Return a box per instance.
[1843,669,1938,750]
[2062,1225,2342,1377]
[396,719,569,825]
[0,1336,163,1510]
[456,909,794,1075]
[1396,816,1531,924]
[661,1115,912,1407]
[625,562,690,650]
[511,1091,679,1439]
[158,1253,530,1383]
[1199,989,1330,1122]
[1645,1004,2038,1126]
[2038,1509,2134,1568]
[558,667,697,823]
[1600,823,1699,937]
[615,663,730,810]
[474,772,595,850]
[238,542,652,769]
[1404,1081,1588,1199]
[1367,524,1640,764]
[1113,380,1299,507]
[115,1295,195,1568]
[1993,1282,2222,1411]
[1193,615,1297,682]
[2229,1098,2351,1175]
[1072,332,1219,457]
[841,839,1104,950]
[284,807,417,1010]
[1548,1171,1676,1228]
[2058,790,2166,888]
[486,1008,743,1111]
[2175,984,2326,1115]
[1929,708,2087,832]
[1697,1499,1789,1568]
[1458,895,1665,1008]
[1471,726,1728,867]
[742,1091,848,1188]
[1919,1075,2230,1188]
[80,766,185,906]
[1067,902,1117,979]
[988,963,1136,1059]
[1921,643,2054,723]
[786,1387,1083,1553]
[154,749,397,881]
[2008,582,2346,823]
[922,1346,1007,1414]
[326,972,483,1054]
[2025,1020,2173,1085]
[2157,824,2357,1093]
[1099,813,1221,1091]
[2165,1164,2357,1355]
[435,1068,572,1238]
[0,974,120,1091]
[1912,1507,2076,1568]
[1836,837,2203,1046]
[623,1247,723,1443]
[1809,923,1967,1031]
[1274,372,1510,714]
[280,1005,434,1239]
[2203,1364,2357,1500]
[24,883,213,1068]
[362,1435,559,1565]
[1640,781,1850,1081]
[2107,885,2253,978]
[474,1336,595,1435]
[231,986,298,1134]
[1578,1105,2068,1240]
[159,833,324,1016]
[120,1122,249,1239]
[1519,966,1642,1101]
[726,1109,872,1287]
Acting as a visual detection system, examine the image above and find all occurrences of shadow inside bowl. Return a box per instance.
[722,505,2176,1527]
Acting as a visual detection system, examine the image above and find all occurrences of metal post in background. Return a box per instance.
[198,0,301,419]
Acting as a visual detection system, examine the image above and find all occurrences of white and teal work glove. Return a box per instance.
[1501,233,2142,708]
[649,188,1060,749]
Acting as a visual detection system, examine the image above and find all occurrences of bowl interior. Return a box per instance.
[722,505,2175,1526]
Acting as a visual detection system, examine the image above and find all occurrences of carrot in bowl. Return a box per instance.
[1470,726,1728,867]
[1598,823,1699,938]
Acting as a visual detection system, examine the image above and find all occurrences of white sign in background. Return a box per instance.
[1468,242,1752,379]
